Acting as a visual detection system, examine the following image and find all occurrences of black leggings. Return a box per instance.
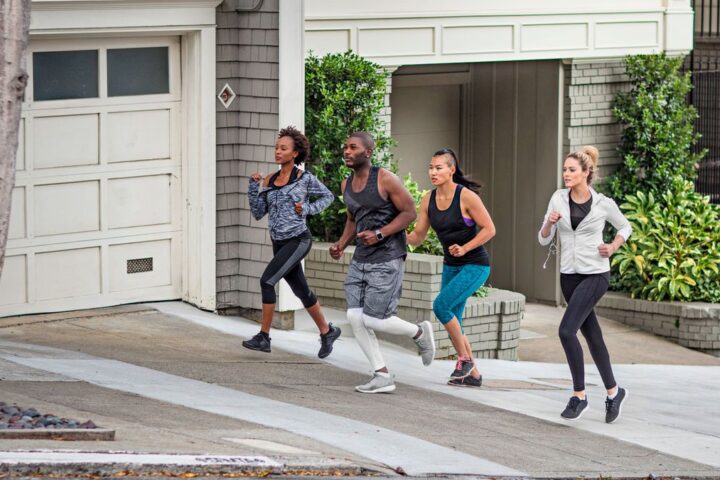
[260,230,317,308]
[559,272,617,392]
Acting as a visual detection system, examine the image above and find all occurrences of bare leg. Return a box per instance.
[306,302,329,335]
[260,303,275,334]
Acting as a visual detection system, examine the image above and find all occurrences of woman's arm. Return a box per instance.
[538,194,560,245]
[248,177,268,221]
[406,192,431,247]
[598,198,632,257]
[448,188,495,257]
[302,174,335,216]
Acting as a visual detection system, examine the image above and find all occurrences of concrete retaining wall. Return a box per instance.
[597,292,720,357]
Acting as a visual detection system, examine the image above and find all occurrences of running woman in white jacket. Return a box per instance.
[539,146,631,423]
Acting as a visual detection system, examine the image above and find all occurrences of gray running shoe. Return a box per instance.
[413,321,436,366]
[355,373,396,394]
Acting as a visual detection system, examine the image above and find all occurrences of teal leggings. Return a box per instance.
[433,264,491,329]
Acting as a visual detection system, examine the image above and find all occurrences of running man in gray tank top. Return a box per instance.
[329,132,436,394]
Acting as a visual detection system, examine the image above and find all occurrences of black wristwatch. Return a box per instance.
[375,229,384,241]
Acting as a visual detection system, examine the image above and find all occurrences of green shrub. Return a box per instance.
[305,51,395,241]
[403,173,443,256]
[612,180,720,302]
[607,54,705,202]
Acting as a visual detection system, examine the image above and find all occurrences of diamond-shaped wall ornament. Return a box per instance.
[217,83,236,109]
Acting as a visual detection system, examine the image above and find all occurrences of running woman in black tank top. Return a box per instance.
[330,132,436,394]
[408,148,496,387]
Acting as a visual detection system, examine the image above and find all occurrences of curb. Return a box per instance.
[0,429,115,441]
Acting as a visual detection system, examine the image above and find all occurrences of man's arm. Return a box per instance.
[329,178,357,259]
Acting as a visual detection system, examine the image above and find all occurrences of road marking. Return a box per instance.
[0,451,280,467]
[222,438,320,455]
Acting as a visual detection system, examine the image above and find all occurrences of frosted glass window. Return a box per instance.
[33,50,99,101]
[107,47,169,97]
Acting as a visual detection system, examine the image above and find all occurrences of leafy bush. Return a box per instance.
[305,51,395,241]
[612,180,720,302]
[607,54,705,202]
[403,173,443,256]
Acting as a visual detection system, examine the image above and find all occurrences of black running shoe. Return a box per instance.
[242,332,271,353]
[318,323,341,359]
[448,374,482,388]
[561,396,589,420]
[605,387,628,424]
[450,359,474,379]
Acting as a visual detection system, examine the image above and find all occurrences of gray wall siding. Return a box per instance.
[563,61,630,181]
[470,61,561,304]
[216,0,279,312]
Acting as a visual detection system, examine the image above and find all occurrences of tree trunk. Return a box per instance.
[0,0,31,279]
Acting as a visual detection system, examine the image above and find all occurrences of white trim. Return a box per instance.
[278,0,306,313]
[305,1,693,65]
[181,28,217,311]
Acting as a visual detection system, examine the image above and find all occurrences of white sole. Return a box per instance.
[607,388,628,424]
[355,384,396,394]
[562,404,589,421]
[420,321,436,366]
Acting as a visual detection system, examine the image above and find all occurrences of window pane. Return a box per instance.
[107,47,169,97]
[33,50,99,101]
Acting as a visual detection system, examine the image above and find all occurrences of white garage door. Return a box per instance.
[0,37,183,316]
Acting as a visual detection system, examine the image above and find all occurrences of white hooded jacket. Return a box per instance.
[538,188,632,274]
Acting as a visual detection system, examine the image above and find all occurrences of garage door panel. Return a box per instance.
[16,119,25,171]
[36,247,101,300]
[108,174,172,229]
[9,188,26,240]
[34,181,100,236]
[34,114,99,169]
[108,109,170,162]
[0,256,28,306]
[110,239,172,292]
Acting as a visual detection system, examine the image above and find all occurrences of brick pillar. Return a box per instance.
[563,60,630,179]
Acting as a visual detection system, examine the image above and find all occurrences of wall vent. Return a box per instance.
[127,257,153,274]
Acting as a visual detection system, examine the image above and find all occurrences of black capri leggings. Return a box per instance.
[260,229,317,308]
[559,272,617,392]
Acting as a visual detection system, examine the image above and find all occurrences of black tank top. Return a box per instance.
[343,166,407,264]
[428,185,490,266]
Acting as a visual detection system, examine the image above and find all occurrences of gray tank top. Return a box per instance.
[343,166,407,264]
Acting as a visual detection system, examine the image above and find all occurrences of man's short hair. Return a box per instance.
[349,132,375,151]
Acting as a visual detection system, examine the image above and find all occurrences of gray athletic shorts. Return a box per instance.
[345,258,404,319]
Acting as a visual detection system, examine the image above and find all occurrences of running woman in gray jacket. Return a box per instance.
[539,146,631,423]
[245,126,341,358]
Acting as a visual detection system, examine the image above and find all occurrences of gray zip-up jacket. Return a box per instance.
[249,170,334,241]
[538,188,632,274]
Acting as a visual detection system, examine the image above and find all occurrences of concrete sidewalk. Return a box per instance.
[0,301,718,478]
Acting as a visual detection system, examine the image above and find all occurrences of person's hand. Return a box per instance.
[597,243,616,258]
[547,211,562,225]
[329,243,344,260]
[357,230,379,246]
[250,173,263,183]
[294,202,304,215]
[448,244,467,257]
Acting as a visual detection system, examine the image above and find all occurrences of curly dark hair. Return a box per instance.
[278,126,310,165]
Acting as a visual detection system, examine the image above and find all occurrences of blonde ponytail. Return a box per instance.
[567,145,600,185]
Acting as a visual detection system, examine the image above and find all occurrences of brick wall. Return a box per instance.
[563,60,630,180]
[216,0,279,313]
[597,292,720,357]
[306,244,523,360]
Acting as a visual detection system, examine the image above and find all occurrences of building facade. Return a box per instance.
[0,0,693,317]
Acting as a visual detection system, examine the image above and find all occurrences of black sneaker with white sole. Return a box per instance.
[450,359,474,379]
[242,332,271,353]
[561,396,589,420]
[605,387,628,424]
[318,323,341,359]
